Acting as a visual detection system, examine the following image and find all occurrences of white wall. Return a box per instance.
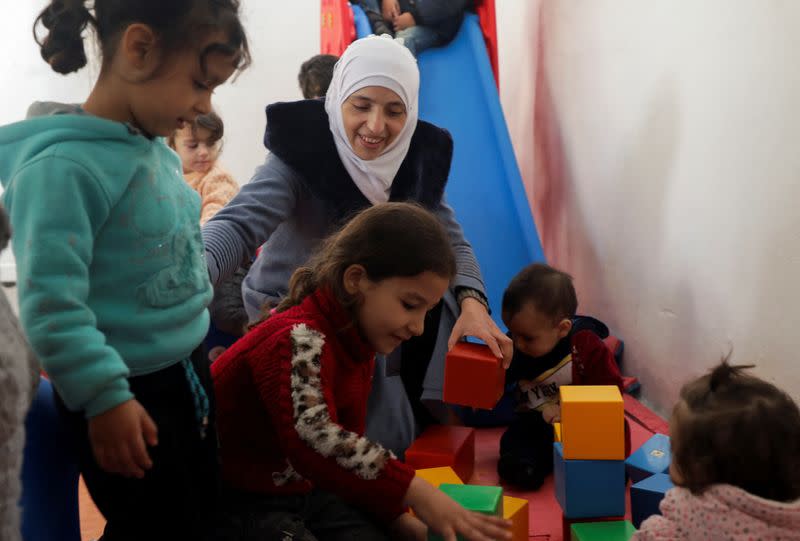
[0,1,320,185]
[497,0,800,415]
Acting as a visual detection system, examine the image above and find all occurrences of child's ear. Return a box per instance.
[117,23,161,81]
[557,318,572,339]
[343,264,367,295]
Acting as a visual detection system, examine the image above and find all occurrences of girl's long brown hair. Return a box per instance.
[257,202,457,324]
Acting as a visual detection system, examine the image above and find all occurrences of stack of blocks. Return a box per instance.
[554,385,635,540]
[411,343,530,540]
[625,433,673,527]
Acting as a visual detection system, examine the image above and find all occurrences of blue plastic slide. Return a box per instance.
[353,9,545,326]
[351,8,544,426]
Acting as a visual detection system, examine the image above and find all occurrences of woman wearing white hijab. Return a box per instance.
[203,35,511,452]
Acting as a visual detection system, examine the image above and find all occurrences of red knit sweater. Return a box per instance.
[212,288,415,523]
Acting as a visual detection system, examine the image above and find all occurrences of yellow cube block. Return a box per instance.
[503,495,529,541]
[415,466,463,488]
[553,422,562,442]
[560,385,624,460]
[411,467,464,517]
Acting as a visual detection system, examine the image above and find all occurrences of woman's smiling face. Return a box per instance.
[341,86,408,160]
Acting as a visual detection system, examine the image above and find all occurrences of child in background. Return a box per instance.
[169,111,244,361]
[634,361,800,540]
[169,111,238,226]
[498,263,629,489]
[0,1,250,539]
[353,0,472,57]
[298,54,338,99]
[0,205,39,541]
[212,203,511,541]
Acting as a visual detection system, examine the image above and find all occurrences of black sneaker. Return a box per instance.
[497,455,547,490]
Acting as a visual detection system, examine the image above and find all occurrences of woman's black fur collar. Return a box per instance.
[264,99,453,219]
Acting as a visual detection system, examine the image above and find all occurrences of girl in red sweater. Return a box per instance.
[212,202,511,540]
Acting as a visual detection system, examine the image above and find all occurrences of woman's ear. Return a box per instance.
[343,264,367,295]
[557,318,573,339]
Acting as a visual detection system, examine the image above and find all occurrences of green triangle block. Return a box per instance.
[571,520,637,541]
[428,484,503,541]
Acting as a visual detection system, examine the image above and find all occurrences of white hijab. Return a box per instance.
[325,35,420,204]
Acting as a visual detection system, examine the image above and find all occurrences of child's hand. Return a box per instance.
[208,345,227,362]
[382,0,401,20]
[393,12,416,31]
[542,403,561,424]
[404,477,511,541]
[389,512,427,541]
[88,399,158,478]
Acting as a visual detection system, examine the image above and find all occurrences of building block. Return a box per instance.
[554,442,626,519]
[631,473,674,528]
[560,385,625,460]
[443,342,504,410]
[440,484,503,515]
[504,495,529,541]
[554,422,562,442]
[625,433,671,483]
[415,466,463,488]
[405,425,476,483]
[410,467,464,518]
[429,484,503,541]
[571,520,637,540]
[563,515,625,541]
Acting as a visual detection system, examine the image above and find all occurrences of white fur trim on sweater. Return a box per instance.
[289,323,394,480]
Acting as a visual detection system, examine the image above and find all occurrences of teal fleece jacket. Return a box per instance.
[0,105,212,417]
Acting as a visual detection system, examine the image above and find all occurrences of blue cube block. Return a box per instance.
[553,442,626,519]
[625,433,670,483]
[631,472,674,528]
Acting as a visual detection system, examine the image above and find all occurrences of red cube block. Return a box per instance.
[405,425,476,483]
[443,342,504,410]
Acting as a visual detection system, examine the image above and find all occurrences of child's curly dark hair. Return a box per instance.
[670,358,800,501]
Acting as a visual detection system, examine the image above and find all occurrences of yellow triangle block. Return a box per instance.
[561,385,624,460]
[553,422,562,442]
[503,495,529,541]
[415,466,463,487]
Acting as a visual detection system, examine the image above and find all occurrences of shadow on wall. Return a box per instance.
[532,4,717,412]
[603,79,686,411]
[603,80,744,411]
[531,2,601,286]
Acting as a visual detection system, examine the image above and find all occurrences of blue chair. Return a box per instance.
[20,377,80,541]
